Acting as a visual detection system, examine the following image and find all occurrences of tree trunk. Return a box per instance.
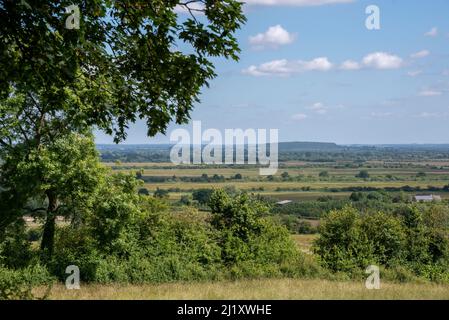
[40,191,58,261]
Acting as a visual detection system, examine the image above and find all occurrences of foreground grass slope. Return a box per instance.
[45,278,449,300]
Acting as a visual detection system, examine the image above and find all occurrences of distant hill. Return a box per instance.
[278,142,342,152]
[96,142,449,153]
[97,141,342,151]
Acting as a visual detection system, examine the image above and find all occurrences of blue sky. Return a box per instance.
[95,0,449,145]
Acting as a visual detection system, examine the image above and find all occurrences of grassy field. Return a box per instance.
[44,278,449,300]
[43,234,449,300]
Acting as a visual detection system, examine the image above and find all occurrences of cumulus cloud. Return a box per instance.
[340,60,361,70]
[242,57,333,76]
[291,113,308,121]
[243,52,405,76]
[341,52,403,70]
[425,27,438,37]
[419,90,442,97]
[410,50,430,59]
[249,25,296,49]
[245,0,354,6]
[362,52,403,69]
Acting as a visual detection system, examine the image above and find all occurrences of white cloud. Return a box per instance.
[245,0,354,6]
[443,70,449,76]
[242,57,333,76]
[309,102,324,109]
[410,50,430,59]
[307,102,328,114]
[407,70,422,77]
[243,52,405,76]
[291,113,308,121]
[306,102,345,114]
[419,90,442,97]
[242,60,292,76]
[425,27,438,37]
[249,25,296,49]
[303,57,333,71]
[340,60,361,70]
[362,52,403,69]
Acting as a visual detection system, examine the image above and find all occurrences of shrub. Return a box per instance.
[315,204,449,281]
[314,206,374,274]
[0,265,53,300]
[51,204,224,283]
[209,190,300,276]
[360,212,406,266]
[192,189,214,205]
[382,265,420,283]
[0,220,32,269]
[319,171,329,178]
[50,226,102,282]
[356,170,370,179]
[138,188,150,196]
[154,188,169,199]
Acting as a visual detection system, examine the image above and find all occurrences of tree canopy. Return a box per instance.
[0,0,246,142]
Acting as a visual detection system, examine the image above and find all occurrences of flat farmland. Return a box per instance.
[106,162,449,202]
[107,162,449,178]
[141,180,449,192]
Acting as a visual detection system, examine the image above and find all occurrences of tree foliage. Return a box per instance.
[0,133,105,259]
[0,0,246,142]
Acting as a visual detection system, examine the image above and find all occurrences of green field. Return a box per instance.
[108,162,449,200]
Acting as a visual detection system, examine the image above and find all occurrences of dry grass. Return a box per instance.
[292,234,318,254]
[44,278,449,300]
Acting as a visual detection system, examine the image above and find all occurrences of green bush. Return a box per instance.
[50,226,102,282]
[360,212,406,266]
[314,206,374,274]
[51,204,224,283]
[0,265,53,300]
[209,190,300,277]
[315,205,449,281]
[0,220,32,269]
[381,265,419,283]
